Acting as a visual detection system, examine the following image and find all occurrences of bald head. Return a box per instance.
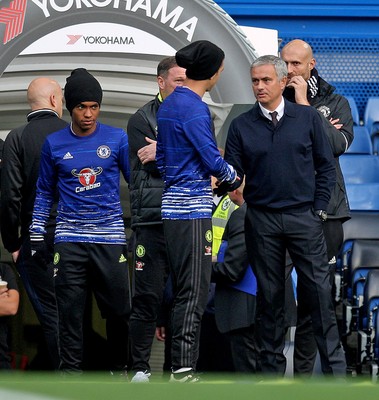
[27,77,64,117]
[282,39,313,59]
[281,39,316,81]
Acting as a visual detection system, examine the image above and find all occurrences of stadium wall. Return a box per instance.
[215,0,379,120]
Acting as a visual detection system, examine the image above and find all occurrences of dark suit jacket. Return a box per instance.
[212,203,256,333]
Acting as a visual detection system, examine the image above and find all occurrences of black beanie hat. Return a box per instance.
[175,40,225,80]
[64,68,103,113]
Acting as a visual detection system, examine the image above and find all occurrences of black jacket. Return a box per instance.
[284,74,354,221]
[0,110,68,252]
[127,95,165,228]
[211,203,256,333]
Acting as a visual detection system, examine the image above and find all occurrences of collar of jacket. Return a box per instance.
[27,109,60,122]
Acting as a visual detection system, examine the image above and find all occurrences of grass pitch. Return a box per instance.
[0,372,377,400]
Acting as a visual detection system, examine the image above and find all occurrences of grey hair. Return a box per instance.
[250,55,288,80]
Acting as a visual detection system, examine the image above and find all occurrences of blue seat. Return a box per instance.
[340,154,379,184]
[364,97,379,137]
[342,239,379,337]
[360,269,379,331]
[357,269,379,370]
[345,183,379,211]
[373,136,379,155]
[336,212,379,304]
[346,96,360,126]
[338,212,379,273]
[345,240,379,305]
[346,126,373,154]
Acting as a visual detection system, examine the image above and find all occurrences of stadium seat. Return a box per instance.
[339,211,379,269]
[336,212,379,303]
[345,183,379,211]
[373,137,379,155]
[357,269,379,375]
[360,269,379,331]
[342,239,379,336]
[340,155,379,184]
[346,126,373,154]
[342,212,379,243]
[346,96,360,126]
[364,97,379,136]
[345,240,379,306]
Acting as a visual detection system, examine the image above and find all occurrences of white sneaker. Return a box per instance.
[169,368,200,383]
[131,370,151,383]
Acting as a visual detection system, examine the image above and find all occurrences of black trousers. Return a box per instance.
[293,218,344,376]
[54,242,131,373]
[129,225,169,372]
[17,230,60,370]
[163,219,212,371]
[228,324,259,373]
[245,207,346,376]
[197,310,234,372]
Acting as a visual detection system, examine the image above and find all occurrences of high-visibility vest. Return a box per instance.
[212,194,238,256]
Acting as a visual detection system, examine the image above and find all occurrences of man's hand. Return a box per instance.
[11,249,20,264]
[286,76,310,105]
[155,326,166,342]
[213,175,241,196]
[329,117,343,130]
[137,137,157,165]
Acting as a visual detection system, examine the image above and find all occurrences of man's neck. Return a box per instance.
[183,79,207,98]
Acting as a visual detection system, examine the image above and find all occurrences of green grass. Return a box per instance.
[0,372,377,400]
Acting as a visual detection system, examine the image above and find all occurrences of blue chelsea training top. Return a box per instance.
[30,122,130,244]
[156,87,236,220]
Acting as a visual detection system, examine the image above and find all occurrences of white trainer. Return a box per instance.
[169,368,200,383]
[131,370,151,383]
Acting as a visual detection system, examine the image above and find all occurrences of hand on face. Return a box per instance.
[286,75,309,105]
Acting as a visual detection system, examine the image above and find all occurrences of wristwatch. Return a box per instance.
[315,209,328,222]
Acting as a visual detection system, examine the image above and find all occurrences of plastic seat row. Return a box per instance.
[346,96,379,133]
[340,154,379,184]
[340,146,379,211]
[346,126,373,155]
[358,269,379,378]
[336,214,379,380]
[347,96,379,154]
[364,97,379,138]
[345,183,379,211]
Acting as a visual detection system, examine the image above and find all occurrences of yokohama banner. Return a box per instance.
[0,0,260,103]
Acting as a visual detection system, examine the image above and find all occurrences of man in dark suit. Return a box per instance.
[212,182,259,373]
[212,183,297,374]
[222,55,346,376]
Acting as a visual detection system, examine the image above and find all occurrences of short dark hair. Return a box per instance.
[157,56,178,78]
